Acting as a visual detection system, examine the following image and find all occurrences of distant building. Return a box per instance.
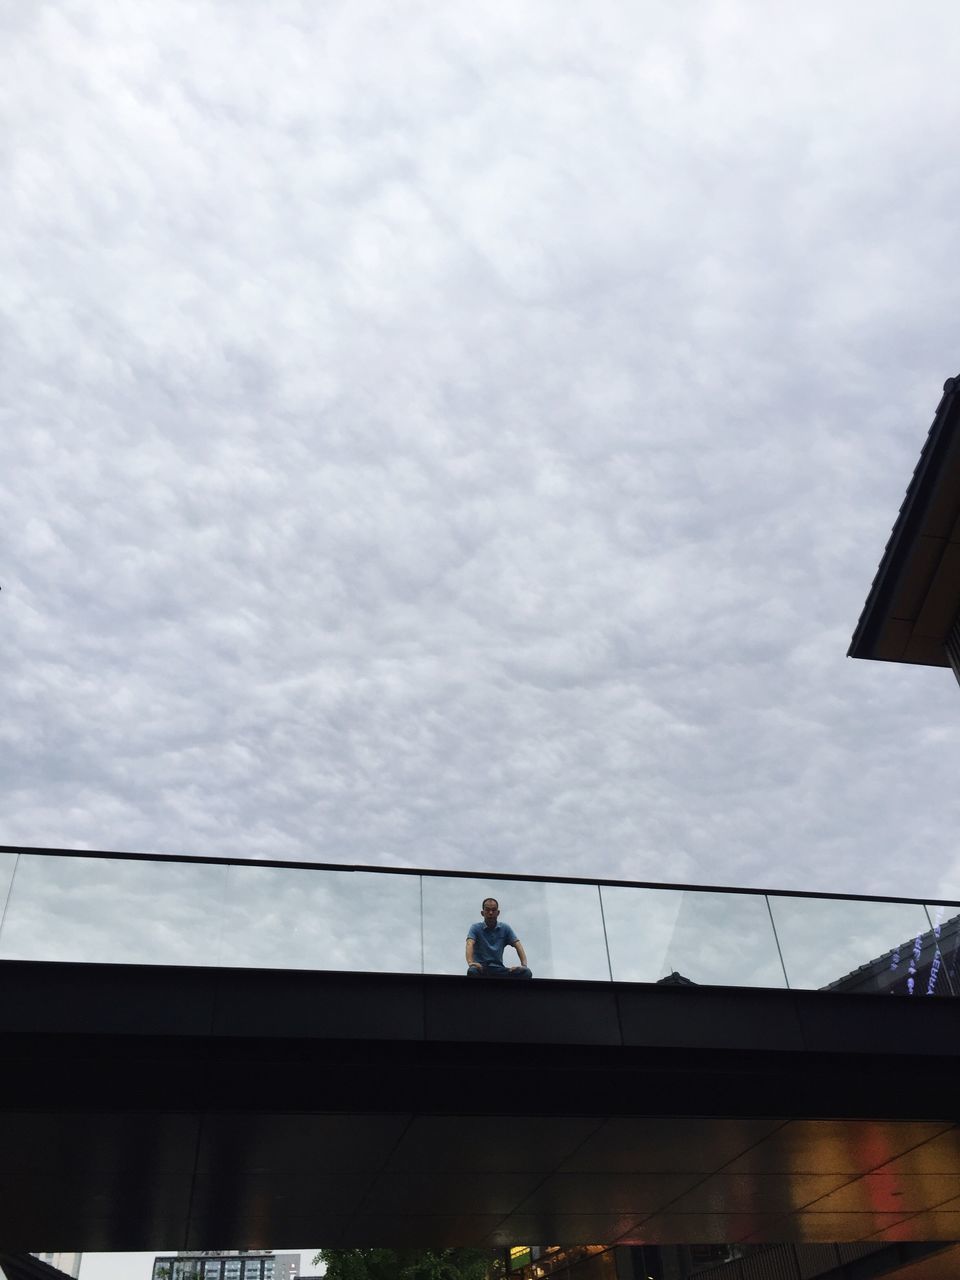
[152,1253,301,1280]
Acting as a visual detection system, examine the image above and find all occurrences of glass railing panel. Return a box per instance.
[0,854,228,965]
[922,904,960,997]
[600,885,786,987]
[422,875,610,980]
[217,864,422,973]
[0,851,18,924]
[767,895,934,993]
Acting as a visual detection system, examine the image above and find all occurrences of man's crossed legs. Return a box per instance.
[466,962,532,979]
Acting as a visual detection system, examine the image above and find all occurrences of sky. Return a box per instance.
[6,1,960,900]
[6,0,960,1271]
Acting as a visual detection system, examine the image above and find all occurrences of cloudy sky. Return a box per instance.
[5,0,960,919]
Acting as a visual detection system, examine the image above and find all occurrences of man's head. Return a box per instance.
[481,897,499,926]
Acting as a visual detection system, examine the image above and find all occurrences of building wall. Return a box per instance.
[153,1253,302,1280]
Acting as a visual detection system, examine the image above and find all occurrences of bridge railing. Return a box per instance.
[0,845,957,995]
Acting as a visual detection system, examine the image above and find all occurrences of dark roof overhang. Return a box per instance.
[849,375,960,666]
[0,1257,75,1280]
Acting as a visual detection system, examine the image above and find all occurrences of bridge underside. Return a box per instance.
[3,962,960,1250]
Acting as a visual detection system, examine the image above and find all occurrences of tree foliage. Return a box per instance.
[314,1248,502,1280]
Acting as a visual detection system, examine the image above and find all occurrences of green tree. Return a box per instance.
[314,1248,503,1280]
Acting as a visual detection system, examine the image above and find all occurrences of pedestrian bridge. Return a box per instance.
[3,845,960,1252]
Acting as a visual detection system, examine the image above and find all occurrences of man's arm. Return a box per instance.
[512,939,528,969]
[465,936,476,966]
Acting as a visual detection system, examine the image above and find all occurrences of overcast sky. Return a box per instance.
[6,3,960,899]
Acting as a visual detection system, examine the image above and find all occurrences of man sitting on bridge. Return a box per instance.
[466,897,532,978]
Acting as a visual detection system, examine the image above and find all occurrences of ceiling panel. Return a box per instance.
[623,1212,786,1244]
[745,1211,917,1242]
[0,1111,201,1172]
[195,1113,412,1172]
[15,1215,188,1252]
[358,1172,541,1216]
[385,1115,603,1173]
[871,1126,960,1175]
[343,1214,505,1247]
[195,1169,373,1214]
[488,1214,646,1246]
[0,1170,193,1248]
[513,1172,700,1216]
[723,1120,953,1174]
[665,1172,852,1214]
[803,1173,960,1213]
[558,1116,787,1173]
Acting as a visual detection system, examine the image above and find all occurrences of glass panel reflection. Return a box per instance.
[0,854,228,965]
[422,876,610,980]
[0,851,18,926]
[768,896,934,993]
[922,904,960,997]
[601,885,785,987]
[4,848,958,999]
[218,864,422,973]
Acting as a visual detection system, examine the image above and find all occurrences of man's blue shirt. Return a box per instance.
[468,920,518,967]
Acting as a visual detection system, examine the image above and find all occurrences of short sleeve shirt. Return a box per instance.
[468,920,519,966]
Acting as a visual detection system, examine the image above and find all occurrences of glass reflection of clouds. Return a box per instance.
[0,854,228,965]
[0,851,18,926]
[767,896,931,991]
[601,886,786,988]
[218,865,421,973]
[421,876,610,980]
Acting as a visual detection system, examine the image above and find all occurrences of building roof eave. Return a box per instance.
[849,374,960,666]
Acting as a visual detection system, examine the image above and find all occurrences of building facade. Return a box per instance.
[152,1253,302,1280]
